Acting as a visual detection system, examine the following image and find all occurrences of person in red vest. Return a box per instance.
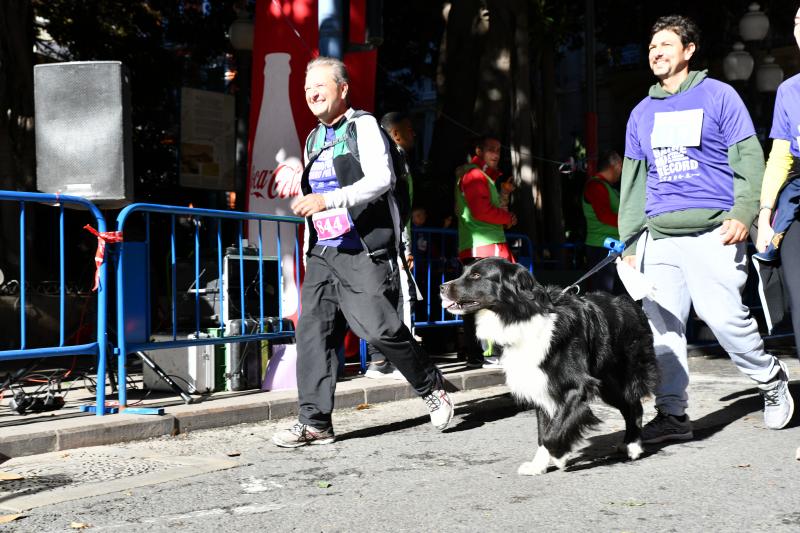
[582,149,623,293]
[455,135,516,368]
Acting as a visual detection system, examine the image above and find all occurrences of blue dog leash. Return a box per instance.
[561,227,647,295]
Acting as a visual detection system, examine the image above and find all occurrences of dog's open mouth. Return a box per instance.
[441,295,482,315]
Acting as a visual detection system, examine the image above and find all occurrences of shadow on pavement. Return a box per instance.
[543,382,800,472]
[0,473,72,505]
[336,393,519,442]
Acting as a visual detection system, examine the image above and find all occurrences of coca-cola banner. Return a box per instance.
[247,0,377,322]
[247,0,317,323]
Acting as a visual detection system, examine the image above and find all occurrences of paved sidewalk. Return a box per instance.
[3,346,798,464]
[0,358,504,461]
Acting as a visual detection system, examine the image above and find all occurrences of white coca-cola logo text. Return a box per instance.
[251,159,302,200]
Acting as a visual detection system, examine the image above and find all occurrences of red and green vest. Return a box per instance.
[456,165,507,253]
[582,176,620,247]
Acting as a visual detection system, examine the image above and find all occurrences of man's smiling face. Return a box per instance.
[304,65,348,126]
[648,29,694,81]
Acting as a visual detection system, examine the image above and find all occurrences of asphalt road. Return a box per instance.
[2,355,800,533]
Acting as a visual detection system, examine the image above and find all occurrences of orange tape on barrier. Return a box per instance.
[83,225,123,291]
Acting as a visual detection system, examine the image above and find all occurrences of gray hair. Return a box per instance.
[306,56,350,85]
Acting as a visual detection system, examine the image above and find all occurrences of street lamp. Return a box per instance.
[229,10,254,53]
[739,3,769,42]
[723,42,754,81]
[724,4,783,92]
[755,55,784,92]
[229,9,254,211]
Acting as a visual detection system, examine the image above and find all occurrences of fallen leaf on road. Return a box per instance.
[737,463,751,468]
[317,481,332,488]
[609,500,646,507]
[226,451,241,457]
[0,515,25,524]
[70,522,90,529]
[356,403,371,410]
[0,472,24,481]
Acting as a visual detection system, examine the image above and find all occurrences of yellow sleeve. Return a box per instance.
[761,139,794,208]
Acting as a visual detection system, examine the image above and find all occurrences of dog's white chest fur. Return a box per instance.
[475,310,558,416]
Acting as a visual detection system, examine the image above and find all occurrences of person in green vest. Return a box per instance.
[455,134,516,368]
[582,149,623,293]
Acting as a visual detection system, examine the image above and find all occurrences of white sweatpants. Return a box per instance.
[638,227,778,416]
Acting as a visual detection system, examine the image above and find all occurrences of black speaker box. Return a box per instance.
[34,61,133,205]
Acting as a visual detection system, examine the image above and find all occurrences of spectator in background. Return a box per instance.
[364,111,420,379]
[411,206,429,255]
[582,149,623,293]
[455,134,516,369]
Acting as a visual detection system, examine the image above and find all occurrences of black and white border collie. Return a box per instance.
[441,257,658,475]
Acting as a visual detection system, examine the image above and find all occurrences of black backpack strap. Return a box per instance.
[344,110,372,163]
[304,125,323,163]
[305,123,348,165]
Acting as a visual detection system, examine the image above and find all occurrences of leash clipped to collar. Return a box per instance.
[561,227,647,295]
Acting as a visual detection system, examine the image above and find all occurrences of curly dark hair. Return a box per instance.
[650,15,701,52]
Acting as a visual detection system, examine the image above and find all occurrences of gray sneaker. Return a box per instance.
[759,359,794,430]
[364,360,404,380]
[642,408,694,444]
[272,423,336,448]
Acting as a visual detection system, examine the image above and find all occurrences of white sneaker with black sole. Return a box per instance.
[423,388,454,430]
[759,358,794,430]
[272,423,336,448]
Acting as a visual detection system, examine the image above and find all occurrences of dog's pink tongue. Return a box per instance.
[440,295,455,309]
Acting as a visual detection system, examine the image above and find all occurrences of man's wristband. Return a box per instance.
[759,205,773,213]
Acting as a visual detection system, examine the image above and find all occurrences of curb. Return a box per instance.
[0,368,506,460]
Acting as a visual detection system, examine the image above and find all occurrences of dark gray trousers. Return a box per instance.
[780,219,800,360]
[296,245,440,429]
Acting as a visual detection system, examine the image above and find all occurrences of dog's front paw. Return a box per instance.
[518,446,551,475]
[626,440,644,460]
[517,461,548,476]
[551,453,570,470]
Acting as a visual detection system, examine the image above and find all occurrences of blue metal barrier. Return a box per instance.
[409,227,534,329]
[114,203,303,410]
[0,191,110,415]
[356,226,536,373]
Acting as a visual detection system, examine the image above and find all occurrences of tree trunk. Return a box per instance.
[0,0,36,275]
[538,36,564,249]
[428,0,564,252]
[507,0,538,251]
[428,0,487,211]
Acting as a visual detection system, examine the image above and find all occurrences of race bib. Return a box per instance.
[312,208,352,240]
[651,109,704,148]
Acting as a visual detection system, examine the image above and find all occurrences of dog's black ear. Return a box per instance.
[510,264,536,293]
